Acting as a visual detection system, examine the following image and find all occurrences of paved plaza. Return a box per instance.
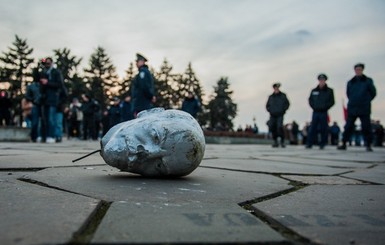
[0,140,384,245]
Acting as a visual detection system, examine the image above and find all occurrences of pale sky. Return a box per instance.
[1,0,384,131]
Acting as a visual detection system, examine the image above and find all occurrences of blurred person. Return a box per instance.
[291,121,299,145]
[121,94,134,122]
[266,83,290,147]
[306,74,335,149]
[131,53,155,117]
[373,120,384,147]
[68,97,82,139]
[181,91,200,118]
[329,121,341,146]
[55,75,68,142]
[81,94,99,140]
[21,97,33,128]
[0,90,12,126]
[338,63,376,151]
[108,97,122,129]
[40,57,63,143]
[25,68,43,142]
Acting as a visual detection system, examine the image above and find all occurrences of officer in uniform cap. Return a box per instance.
[266,82,290,147]
[306,73,335,149]
[131,53,155,116]
[136,53,148,62]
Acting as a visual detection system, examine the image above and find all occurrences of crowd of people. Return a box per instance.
[0,56,383,150]
[0,53,202,143]
[263,63,382,151]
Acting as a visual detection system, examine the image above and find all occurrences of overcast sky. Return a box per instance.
[1,0,384,131]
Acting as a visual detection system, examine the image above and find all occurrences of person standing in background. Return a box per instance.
[266,83,290,148]
[131,53,155,117]
[338,63,376,152]
[306,74,335,149]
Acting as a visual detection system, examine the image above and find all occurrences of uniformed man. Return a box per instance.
[306,74,335,149]
[131,53,156,117]
[266,83,290,147]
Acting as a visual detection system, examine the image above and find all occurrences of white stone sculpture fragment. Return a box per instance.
[100,108,205,177]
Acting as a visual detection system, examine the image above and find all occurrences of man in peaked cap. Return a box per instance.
[131,53,156,116]
[266,82,290,148]
[306,73,335,150]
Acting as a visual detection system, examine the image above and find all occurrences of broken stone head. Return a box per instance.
[100,108,205,177]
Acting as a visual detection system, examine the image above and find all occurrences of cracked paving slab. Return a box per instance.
[342,164,385,185]
[92,202,286,243]
[21,166,291,204]
[19,166,293,243]
[201,158,352,175]
[253,185,385,245]
[0,173,100,245]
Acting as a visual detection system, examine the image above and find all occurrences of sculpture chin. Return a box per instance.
[100,108,205,177]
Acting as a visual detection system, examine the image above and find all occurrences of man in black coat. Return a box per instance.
[131,53,155,117]
[338,63,376,151]
[266,83,290,147]
[181,91,201,118]
[306,74,335,149]
[40,57,63,143]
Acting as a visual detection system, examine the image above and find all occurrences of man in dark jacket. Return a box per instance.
[131,53,155,116]
[40,57,63,143]
[266,83,290,147]
[338,63,376,151]
[181,91,201,118]
[306,74,335,149]
[108,97,122,128]
[81,94,100,140]
[25,67,42,142]
[121,94,134,122]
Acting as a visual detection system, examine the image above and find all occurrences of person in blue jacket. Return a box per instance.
[131,53,155,117]
[338,63,376,151]
[306,74,335,149]
[181,91,201,118]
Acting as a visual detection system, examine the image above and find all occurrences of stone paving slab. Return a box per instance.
[1,141,385,244]
[92,202,286,243]
[253,185,385,245]
[255,155,372,169]
[342,164,385,185]
[280,175,366,185]
[21,165,291,204]
[0,173,99,245]
[201,158,352,175]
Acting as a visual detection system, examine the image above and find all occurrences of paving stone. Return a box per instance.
[254,185,385,245]
[23,165,291,203]
[342,164,385,184]
[92,202,286,243]
[0,176,99,245]
[0,141,103,168]
[281,175,366,185]
[256,155,371,168]
[201,158,350,175]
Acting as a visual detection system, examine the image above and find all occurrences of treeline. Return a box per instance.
[0,35,237,130]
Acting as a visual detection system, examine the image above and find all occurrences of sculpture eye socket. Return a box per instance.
[152,129,160,144]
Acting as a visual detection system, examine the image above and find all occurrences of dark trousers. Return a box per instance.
[83,115,96,140]
[342,114,372,147]
[307,111,328,147]
[269,115,284,142]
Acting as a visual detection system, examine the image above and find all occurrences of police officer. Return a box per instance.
[306,74,335,149]
[338,63,376,151]
[266,83,290,147]
[131,53,155,117]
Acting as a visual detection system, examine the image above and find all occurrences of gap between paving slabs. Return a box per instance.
[238,180,321,245]
[14,164,374,245]
[17,176,112,244]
